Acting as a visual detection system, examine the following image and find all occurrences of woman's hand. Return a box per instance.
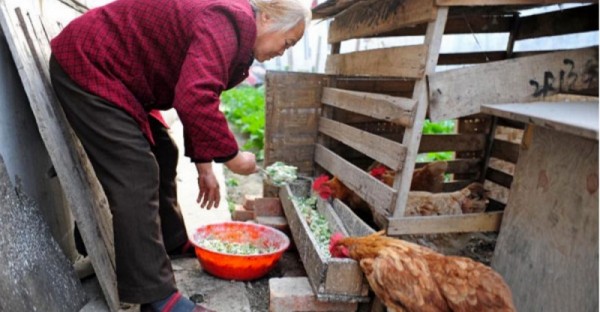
[225,151,259,175]
[195,162,220,209]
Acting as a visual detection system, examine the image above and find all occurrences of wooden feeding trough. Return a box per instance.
[279,180,371,302]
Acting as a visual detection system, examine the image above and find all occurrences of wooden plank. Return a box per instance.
[321,87,417,127]
[515,4,599,40]
[373,7,597,39]
[333,77,416,97]
[325,45,427,78]
[264,71,329,179]
[330,199,376,237]
[486,167,513,188]
[373,13,514,37]
[418,133,487,152]
[492,126,598,311]
[428,47,599,121]
[391,7,449,218]
[328,0,436,43]
[481,102,599,140]
[437,0,597,5]
[314,144,397,215]
[490,139,520,163]
[319,117,407,170]
[0,5,120,311]
[387,211,503,235]
[311,0,360,20]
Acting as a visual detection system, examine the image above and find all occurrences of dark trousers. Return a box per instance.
[50,56,187,303]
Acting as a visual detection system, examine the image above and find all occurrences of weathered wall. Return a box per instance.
[0,28,77,260]
[0,155,87,311]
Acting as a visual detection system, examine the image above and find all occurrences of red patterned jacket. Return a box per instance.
[51,0,256,162]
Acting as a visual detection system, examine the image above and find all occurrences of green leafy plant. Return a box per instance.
[221,86,265,159]
[293,196,332,258]
[225,178,239,187]
[422,119,456,134]
[418,119,456,162]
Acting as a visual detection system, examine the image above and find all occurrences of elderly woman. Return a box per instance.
[49,0,310,310]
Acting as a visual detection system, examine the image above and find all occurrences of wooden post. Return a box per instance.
[391,7,449,219]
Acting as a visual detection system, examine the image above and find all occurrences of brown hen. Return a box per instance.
[329,231,516,312]
[315,161,450,228]
[405,182,489,216]
[315,170,488,229]
[369,161,448,192]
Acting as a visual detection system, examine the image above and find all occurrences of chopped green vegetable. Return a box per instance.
[293,196,332,259]
[199,238,277,255]
[264,161,298,186]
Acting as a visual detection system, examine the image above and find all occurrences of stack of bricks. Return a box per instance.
[232,195,289,235]
[269,277,359,312]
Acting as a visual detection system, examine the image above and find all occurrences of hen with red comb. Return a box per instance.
[312,174,332,199]
[328,232,349,258]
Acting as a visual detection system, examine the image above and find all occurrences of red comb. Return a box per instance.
[312,174,333,199]
[312,174,330,191]
[331,232,345,241]
[370,165,387,178]
[329,232,347,257]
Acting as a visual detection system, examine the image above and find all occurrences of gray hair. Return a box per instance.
[250,0,312,32]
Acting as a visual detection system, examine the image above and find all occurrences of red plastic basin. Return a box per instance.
[190,221,290,281]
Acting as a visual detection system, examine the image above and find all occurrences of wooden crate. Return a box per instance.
[279,181,370,302]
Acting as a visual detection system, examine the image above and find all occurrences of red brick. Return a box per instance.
[254,197,283,217]
[242,194,259,211]
[231,204,255,221]
[269,277,358,312]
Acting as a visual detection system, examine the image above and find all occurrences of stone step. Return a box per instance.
[269,277,358,312]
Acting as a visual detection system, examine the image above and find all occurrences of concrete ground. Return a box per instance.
[80,110,255,312]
